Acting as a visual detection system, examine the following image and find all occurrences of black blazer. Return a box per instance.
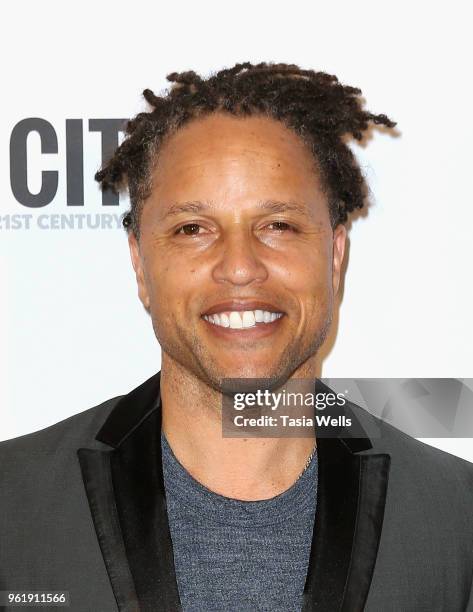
[1,372,473,611]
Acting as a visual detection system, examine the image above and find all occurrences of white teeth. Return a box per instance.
[204,310,283,329]
[229,312,243,329]
[242,311,256,328]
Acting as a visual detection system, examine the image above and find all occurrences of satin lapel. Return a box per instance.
[109,406,181,612]
[341,451,391,611]
[78,372,182,612]
[77,449,140,612]
[302,435,391,612]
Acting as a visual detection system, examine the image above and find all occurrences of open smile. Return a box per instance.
[203,309,283,329]
[200,301,286,338]
[201,312,285,340]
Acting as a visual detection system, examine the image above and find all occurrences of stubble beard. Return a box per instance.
[153,309,333,396]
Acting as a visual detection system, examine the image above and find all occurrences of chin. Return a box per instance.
[207,362,293,393]
[214,361,277,379]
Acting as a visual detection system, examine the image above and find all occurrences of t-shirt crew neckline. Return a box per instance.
[160,429,318,528]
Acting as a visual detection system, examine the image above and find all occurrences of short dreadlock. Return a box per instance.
[95,62,396,239]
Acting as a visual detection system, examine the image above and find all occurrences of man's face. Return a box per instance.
[129,113,346,391]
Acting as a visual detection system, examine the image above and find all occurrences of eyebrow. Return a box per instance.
[163,199,313,220]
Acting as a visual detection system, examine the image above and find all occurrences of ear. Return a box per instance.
[332,223,347,295]
[128,231,151,311]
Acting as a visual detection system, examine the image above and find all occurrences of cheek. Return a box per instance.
[281,249,333,328]
[301,280,333,323]
[277,246,332,296]
[144,257,202,322]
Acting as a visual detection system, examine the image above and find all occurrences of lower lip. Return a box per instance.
[201,315,285,339]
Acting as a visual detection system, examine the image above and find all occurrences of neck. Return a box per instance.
[159,354,317,501]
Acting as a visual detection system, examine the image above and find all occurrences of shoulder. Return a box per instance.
[0,395,122,470]
[373,413,472,472]
[356,406,473,506]
[352,400,473,467]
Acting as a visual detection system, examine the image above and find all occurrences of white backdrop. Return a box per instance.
[1,1,472,461]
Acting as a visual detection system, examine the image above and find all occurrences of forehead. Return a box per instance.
[156,112,314,173]
[147,112,326,215]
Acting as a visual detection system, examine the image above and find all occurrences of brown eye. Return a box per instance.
[268,221,293,231]
[177,223,201,235]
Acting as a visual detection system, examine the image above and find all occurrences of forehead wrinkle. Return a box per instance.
[161,199,316,222]
[163,201,211,218]
[256,199,314,221]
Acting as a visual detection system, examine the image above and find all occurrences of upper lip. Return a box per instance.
[202,300,285,316]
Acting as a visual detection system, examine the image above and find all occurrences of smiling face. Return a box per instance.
[128,112,346,392]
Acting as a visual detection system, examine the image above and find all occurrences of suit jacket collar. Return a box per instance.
[78,371,391,612]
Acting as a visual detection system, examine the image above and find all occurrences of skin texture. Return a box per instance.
[129,113,346,500]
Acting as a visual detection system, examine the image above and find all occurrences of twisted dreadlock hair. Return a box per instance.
[95,62,396,239]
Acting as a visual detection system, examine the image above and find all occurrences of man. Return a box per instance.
[1,62,472,612]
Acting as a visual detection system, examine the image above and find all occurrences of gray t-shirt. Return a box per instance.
[161,431,318,612]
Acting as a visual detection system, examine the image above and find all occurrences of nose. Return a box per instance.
[211,226,269,286]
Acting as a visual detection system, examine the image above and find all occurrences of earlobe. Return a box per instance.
[128,232,151,311]
[332,224,347,295]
